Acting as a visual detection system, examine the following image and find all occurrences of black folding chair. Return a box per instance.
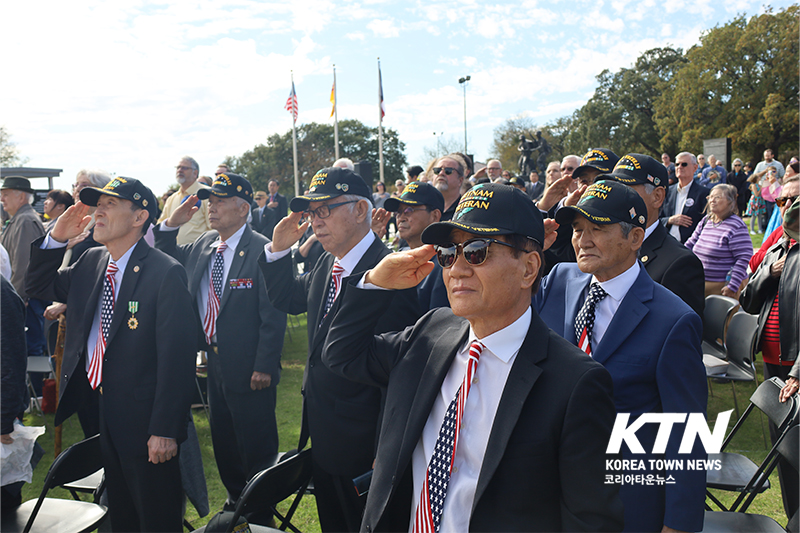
[706,377,799,512]
[0,435,106,533]
[193,448,313,533]
[702,295,740,360]
[702,424,799,532]
[710,312,760,418]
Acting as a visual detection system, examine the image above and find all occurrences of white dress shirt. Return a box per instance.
[669,181,692,241]
[588,262,640,353]
[263,230,376,279]
[409,307,531,532]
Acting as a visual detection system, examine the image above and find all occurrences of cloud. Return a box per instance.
[367,18,401,37]
[346,31,367,40]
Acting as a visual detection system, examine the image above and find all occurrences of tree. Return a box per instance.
[226,120,407,195]
[563,47,686,159]
[0,126,28,167]
[654,6,799,164]
[420,135,463,166]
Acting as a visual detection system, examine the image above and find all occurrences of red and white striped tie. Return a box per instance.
[203,242,227,344]
[88,261,118,389]
[413,340,484,533]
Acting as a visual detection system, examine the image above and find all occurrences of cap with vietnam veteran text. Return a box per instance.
[289,167,371,212]
[80,176,159,225]
[555,179,647,229]
[196,173,253,202]
[384,181,444,213]
[573,148,620,180]
[421,182,544,245]
[600,153,667,188]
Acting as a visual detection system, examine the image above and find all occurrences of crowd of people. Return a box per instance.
[0,145,798,532]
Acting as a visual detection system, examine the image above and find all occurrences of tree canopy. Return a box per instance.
[225,119,406,195]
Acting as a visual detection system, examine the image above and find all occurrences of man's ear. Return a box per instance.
[521,250,542,290]
[652,187,666,210]
[355,198,371,222]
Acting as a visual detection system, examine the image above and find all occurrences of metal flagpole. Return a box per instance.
[333,65,339,160]
[290,73,299,197]
[378,58,385,184]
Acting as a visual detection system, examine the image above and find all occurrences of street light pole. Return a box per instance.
[458,75,470,154]
[433,131,443,157]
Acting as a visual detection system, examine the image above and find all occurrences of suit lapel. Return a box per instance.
[107,239,148,344]
[472,313,548,513]
[593,267,652,364]
[564,272,590,344]
[640,224,665,267]
[82,249,111,346]
[192,232,217,297]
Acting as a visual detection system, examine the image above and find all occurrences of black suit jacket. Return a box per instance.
[640,223,705,317]
[323,286,624,532]
[258,234,420,476]
[660,181,710,243]
[154,224,287,390]
[25,237,197,457]
[259,193,288,239]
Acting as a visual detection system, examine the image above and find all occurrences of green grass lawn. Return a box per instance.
[19,309,793,531]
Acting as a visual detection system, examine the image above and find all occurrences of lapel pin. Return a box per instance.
[133,265,140,272]
[239,251,244,257]
[641,255,649,263]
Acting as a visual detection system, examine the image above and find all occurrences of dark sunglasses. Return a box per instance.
[433,167,461,176]
[435,238,527,267]
[676,162,691,167]
[776,195,798,207]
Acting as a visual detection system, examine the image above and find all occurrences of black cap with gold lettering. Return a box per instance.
[289,167,371,212]
[601,153,668,188]
[196,173,253,203]
[80,176,159,224]
[555,180,647,229]
[422,183,544,245]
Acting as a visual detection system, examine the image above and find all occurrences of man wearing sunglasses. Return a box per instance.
[660,152,710,244]
[322,183,623,531]
[258,166,420,532]
[534,180,706,533]
[432,154,468,221]
[384,181,449,312]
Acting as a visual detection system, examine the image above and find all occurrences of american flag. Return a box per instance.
[379,64,385,120]
[285,81,298,122]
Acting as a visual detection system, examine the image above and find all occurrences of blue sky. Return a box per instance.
[2,0,790,194]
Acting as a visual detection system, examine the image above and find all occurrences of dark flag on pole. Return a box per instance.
[379,65,386,120]
[285,81,298,122]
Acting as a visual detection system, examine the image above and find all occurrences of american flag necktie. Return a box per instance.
[203,242,227,343]
[575,282,607,356]
[413,340,485,533]
[319,260,344,327]
[88,261,118,389]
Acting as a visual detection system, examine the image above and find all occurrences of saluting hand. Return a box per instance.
[165,194,199,228]
[365,245,436,290]
[271,211,308,253]
[50,202,92,243]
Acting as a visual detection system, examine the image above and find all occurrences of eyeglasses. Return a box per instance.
[733,164,741,167]
[433,167,461,176]
[395,206,428,216]
[176,165,195,171]
[303,200,357,220]
[776,195,798,207]
[676,162,691,167]
[434,238,528,268]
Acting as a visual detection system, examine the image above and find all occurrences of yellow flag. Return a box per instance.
[330,82,336,118]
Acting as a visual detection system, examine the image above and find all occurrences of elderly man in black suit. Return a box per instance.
[263,179,288,238]
[660,152,710,243]
[154,173,287,510]
[26,177,196,532]
[258,167,420,531]
[322,183,623,532]
[603,154,705,317]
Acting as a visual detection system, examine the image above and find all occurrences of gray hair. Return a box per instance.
[180,156,199,171]
[733,158,743,166]
[676,152,697,166]
[643,183,656,195]
[76,168,112,188]
[333,158,355,171]
[26,192,35,205]
[619,221,636,238]
[705,183,738,219]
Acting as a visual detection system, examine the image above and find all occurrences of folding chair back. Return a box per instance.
[724,312,759,377]
[750,377,798,431]
[702,295,739,358]
[0,435,106,533]
[230,448,313,533]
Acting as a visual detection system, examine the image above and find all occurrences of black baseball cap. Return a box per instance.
[385,181,444,213]
[573,148,619,179]
[197,173,253,202]
[601,153,668,188]
[80,176,159,224]
[422,183,544,245]
[555,180,647,229]
[289,167,371,212]
[508,176,526,189]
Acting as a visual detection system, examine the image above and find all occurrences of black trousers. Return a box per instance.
[100,402,183,532]
[207,368,279,502]
[763,362,799,521]
[312,459,367,533]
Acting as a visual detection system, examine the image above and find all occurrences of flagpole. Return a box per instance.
[378,57,385,184]
[333,65,339,160]
[291,72,300,197]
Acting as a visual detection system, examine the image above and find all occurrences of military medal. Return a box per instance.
[128,301,139,330]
